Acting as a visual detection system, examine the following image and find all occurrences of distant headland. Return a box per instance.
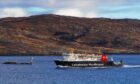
[0,14,139,55]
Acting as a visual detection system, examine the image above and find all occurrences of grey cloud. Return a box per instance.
[0,0,132,8]
[0,0,139,18]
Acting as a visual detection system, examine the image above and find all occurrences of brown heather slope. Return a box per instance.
[0,14,140,55]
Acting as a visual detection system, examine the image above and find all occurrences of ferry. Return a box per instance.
[54,49,123,68]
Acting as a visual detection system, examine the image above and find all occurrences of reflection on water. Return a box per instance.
[0,55,139,84]
[123,65,140,68]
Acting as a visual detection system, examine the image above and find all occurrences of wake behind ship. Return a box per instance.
[54,49,123,68]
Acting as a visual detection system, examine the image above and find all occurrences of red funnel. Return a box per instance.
[101,54,107,62]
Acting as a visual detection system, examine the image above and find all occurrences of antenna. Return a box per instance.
[68,48,75,54]
[98,49,102,55]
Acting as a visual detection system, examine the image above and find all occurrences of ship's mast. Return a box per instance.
[98,49,102,55]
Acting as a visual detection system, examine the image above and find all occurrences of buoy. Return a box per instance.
[101,54,107,62]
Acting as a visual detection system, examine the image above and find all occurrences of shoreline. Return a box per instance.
[0,53,139,56]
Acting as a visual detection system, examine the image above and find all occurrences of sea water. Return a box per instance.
[0,55,140,84]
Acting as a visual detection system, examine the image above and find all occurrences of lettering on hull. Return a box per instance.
[72,63,104,67]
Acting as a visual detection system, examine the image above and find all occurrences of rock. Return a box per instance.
[3,61,18,64]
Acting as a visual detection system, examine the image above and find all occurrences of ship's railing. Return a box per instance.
[63,52,103,61]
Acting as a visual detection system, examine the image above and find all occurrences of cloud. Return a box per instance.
[101,0,127,5]
[85,12,97,18]
[0,0,98,18]
[27,7,51,13]
[0,0,139,18]
[54,8,97,18]
[49,0,129,18]
[51,0,97,18]
[54,8,83,17]
[0,8,27,18]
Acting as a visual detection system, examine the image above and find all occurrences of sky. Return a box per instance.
[0,0,140,19]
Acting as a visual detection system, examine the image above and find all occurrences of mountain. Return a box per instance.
[0,14,140,55]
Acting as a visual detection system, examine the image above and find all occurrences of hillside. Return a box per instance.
[0,14,140,55]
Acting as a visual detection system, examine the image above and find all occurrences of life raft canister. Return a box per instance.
[101,54,107,62]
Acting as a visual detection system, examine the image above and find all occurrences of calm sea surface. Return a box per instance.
[0,55,140,84]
